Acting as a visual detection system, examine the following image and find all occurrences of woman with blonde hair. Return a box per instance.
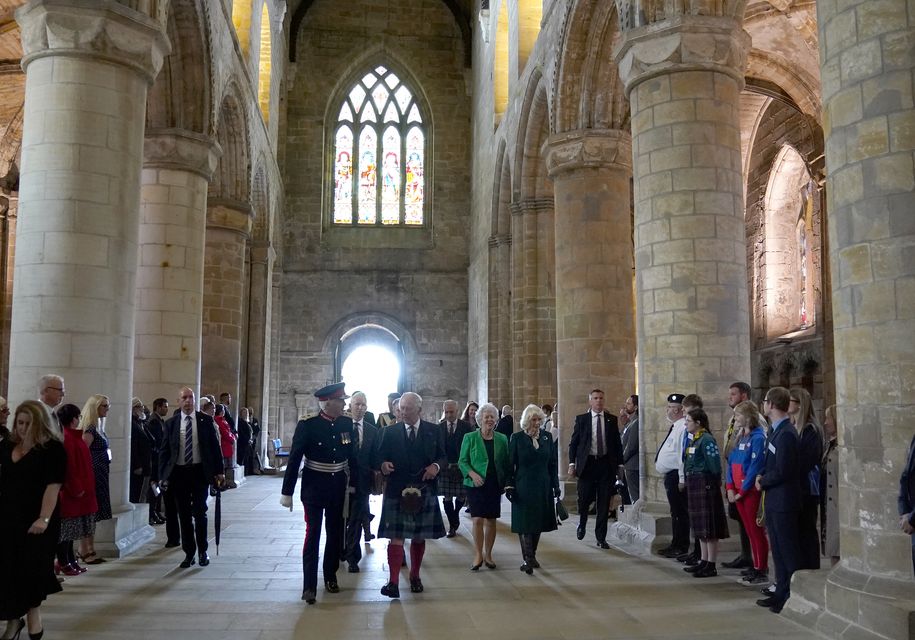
[459,402,510,570]
[0,400,66,640]
[77,394,112,564]
[789,388,823,570]
[505,404,559,574]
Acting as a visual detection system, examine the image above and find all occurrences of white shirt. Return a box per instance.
[177,412,201,465]
[590,411,604,456]
[655,417,687,483]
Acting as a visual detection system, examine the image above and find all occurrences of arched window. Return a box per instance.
[331,65,428,226]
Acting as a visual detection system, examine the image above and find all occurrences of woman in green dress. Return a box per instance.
[505,404,560,574]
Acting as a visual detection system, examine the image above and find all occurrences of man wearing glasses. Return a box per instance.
[38,374,65,434]
[755,387,801,614]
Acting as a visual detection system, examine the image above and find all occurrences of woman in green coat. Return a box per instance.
[505,404,560,574]
[458,403,510,570]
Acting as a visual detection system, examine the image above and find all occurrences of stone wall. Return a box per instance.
[277,0,471,437]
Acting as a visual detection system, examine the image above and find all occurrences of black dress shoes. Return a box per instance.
[164,541,181,549]
[179,555,196,569]
[597,540,610,549]
[380,582,400,598]
[722,555,751,569]
[530,557,541,569]
[684,560,705,573]
[576,525,585,540]
[198,553,210,567]
[409,577,424,593]
[520,562,533,575]
[446,527,457,538]
[693,563,717,578]
[757,596,777,608]
[325,579,340,593]
[302,589,316,604]
[347,563,360,573]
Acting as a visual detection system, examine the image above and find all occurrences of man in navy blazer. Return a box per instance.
[568,389,622,548]
[344,391,379,573]
[755,386,801,613]
[898,432,915,574]
[159,387,225,569]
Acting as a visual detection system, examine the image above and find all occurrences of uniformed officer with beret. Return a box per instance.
[280,382,355,604]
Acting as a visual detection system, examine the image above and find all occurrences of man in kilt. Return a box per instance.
[375,391,447,597]
[438,399,473,537]
[280,383,355,605]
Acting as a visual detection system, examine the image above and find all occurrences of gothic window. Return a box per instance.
[331,65,427,226]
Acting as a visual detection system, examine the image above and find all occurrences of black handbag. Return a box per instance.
[555,497,570,522]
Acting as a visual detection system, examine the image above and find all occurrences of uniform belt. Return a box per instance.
[304,459,348,473]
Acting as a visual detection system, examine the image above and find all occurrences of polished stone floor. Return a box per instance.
[40,475,825,639]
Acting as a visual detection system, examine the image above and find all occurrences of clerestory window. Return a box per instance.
[331,65,428,226]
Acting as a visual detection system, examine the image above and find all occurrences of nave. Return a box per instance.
[42,476,822,640]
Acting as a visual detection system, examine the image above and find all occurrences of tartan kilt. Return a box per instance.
[378,486,446,540]
[437,463,467,500]
[686,473,730,540]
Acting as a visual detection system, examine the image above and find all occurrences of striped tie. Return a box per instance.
[184,415,194,464]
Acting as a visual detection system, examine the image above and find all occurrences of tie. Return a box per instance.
[184,415,194,464]
[408,425,416,443]
[596,414,606,456]
[356,422,362,449]
[448,422,454,436]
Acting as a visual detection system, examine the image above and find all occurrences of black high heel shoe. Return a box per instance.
[470,561,482,571]
[29,630,43,640]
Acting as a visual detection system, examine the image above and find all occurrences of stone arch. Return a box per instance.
[746,49,820,118]
[146,0,212,135]
[209,81,251,203]
[515,70,552,201]
[323,312,419,392]
[554,0,629,134]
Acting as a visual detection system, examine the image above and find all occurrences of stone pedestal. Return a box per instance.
[612,15,752,553]
[784,1,915,637]
[201,199,252,399]
[134,129,221,404]
[10,0,169,556]
[545,129,637,476]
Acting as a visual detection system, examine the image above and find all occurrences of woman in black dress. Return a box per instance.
[0,400,66,640]
[458,403,510,570]
[77,394,111,565]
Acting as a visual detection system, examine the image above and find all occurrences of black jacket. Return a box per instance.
[621,414,639,473]
[759,418,802,512]
[374,420,446,497]
[351,419,379,495]
[438,418,473,463]
[798,423,823,497]
[568,410,622,471]
[130,416,152,477]
[496,416,514,440]
[159,411,225,482]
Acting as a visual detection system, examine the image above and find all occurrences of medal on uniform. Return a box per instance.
[340,431,352,445]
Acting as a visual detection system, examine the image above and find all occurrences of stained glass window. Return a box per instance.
[330,64,427,225]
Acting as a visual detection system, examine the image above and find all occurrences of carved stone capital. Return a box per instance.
[16,0,171,84]
[206,198,254,237]
[144,129,221,180]
[613,15,750,97]
[545,128,632,178]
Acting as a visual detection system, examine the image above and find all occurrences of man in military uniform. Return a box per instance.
[280,382,355,604]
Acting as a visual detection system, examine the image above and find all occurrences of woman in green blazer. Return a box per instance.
[458,402,510,570]
[506,404,560,574]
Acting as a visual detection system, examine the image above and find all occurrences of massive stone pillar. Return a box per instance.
[134,130,220,404]
[201,199,252,402]
[785,1,915,637]
[545,129,636,478]
[612,12,751,550]
[10,0,168,555]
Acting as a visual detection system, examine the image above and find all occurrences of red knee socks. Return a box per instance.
[409,540,426,580]
[387,544,404,584]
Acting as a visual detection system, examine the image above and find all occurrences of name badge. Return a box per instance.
[739,443,747,451]
[768,443,776,454]
[686,446,695,455]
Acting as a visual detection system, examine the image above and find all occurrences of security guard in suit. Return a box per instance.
[280,383,355,604]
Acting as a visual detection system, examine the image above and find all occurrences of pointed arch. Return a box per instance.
[146,0,212,135]
[553,0,628,134]
[209,81,251,203]
[515,70,553,202]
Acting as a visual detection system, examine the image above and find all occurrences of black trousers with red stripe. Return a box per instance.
[302,499,345,592]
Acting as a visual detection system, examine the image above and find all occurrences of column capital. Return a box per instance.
[16,0,170,84]
[545,128,632,178]
[613,15,750,97]
[144,129,222,180]
[207,198,253,237]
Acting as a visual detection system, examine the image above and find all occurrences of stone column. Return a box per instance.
[613,14,751,551]
[134,130,220,404]
[784,1,915,637]
[201,198,252,401]
[10,0,168,556]
[245,239,275,459]
[545,129,636,480]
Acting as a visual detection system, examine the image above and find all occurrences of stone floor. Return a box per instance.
[40,476,826,640]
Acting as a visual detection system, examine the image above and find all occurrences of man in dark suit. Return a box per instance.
[280,382,355,604]
[159,387,225,569]
[755,386,802,614]
[344,391,379,573]
[438,399,473,537]
[898,432,915,574]
[568,389,623,548]
[496,405,514,439]
[620,394,639,503]
[375,391,447,598]
[219,392,236,433]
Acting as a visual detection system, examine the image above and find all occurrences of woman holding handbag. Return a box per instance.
[504,404,560,574]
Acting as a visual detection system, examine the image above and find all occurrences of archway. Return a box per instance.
[336,325,404,416]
